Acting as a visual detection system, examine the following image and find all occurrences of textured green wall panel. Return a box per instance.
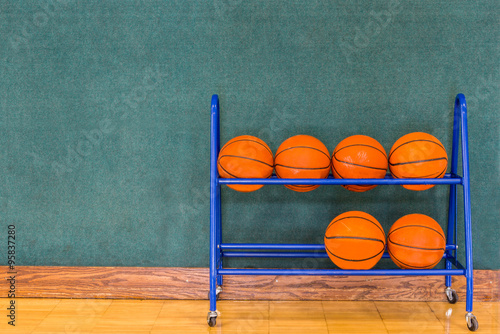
[0,1,498,269]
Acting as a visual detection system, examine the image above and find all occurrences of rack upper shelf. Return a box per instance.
[218,173,462,185]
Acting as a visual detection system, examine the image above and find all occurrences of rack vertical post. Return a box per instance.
[208,95,221,327]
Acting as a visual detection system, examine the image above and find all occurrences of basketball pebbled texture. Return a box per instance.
[332,135,388,192]
[387,213,446,269]
[217,135,274,192]
[389,132,448,191]
[275,135,331,192]
[324,211,386,270]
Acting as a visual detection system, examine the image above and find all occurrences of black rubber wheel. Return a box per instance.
[447,290,458,304]
[467,317,478,331]
[207,316,217,327]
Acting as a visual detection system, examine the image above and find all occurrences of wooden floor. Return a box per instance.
[0,299,498,333]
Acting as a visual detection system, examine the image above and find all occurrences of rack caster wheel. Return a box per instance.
[466,313,478,331]
[445,287,458,304]
[207,311,217,327]
[207,286,222,300]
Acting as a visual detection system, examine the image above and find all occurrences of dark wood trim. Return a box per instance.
[2,266,498,301]
[3,267,207,299]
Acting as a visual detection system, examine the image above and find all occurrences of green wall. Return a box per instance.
[1,1,498,269]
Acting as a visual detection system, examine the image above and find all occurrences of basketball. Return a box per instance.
[324,211,386,270]
[389,132,448,191]
[387,214,446,269]
[274,135,330,192]
[331,135,388,192]
[217,135,274,192]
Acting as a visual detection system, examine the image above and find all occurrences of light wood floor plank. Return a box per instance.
[375,301,445,333]
[91,300,163,333]
[0,298,60,333]
[152,300,215,334]
[32,299,112,333]
[323,301,388,333]
[428,301,500,334]
[1,298,499,333]
[269,301,328,334]
[217,301,269,333]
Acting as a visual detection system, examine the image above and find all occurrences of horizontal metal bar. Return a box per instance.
[221,244,325,251]
[218,174,462,185]
[221,244,457,251]
[222,251,329,258]
[222,251,456,259]
[217,268,466,276]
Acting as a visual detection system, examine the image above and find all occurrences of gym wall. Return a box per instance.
[1,1,498,273]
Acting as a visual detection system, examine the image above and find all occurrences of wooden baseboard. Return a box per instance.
[2,266,498,301]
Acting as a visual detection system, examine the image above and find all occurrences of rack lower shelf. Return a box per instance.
[217,268,465,276]
[221,243,457,258]
[220,243,465,274]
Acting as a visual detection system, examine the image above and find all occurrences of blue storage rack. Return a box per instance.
[207,94,478,331]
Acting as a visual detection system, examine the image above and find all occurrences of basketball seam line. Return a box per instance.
[326,216,385,236]
[217,161,239,179]
[274,169,317,189]
[390,165,447,179]
[331,167,377,190]
[282,184,318,188]
[332,164,373,188]
[334,143,387,157]
[388,248,442,269]
[275,164,331,170]
[331,162,345,179]
[325,245,385,262]
[221,138,273,157]
[332,155,388,170]
[389,157,448,166]
[331,159,382,188]
[219,155,274,168]
[388,224,446,242]
[217,160,273,182]
[389,138,446,160]
[286,184,318,188]
[387,240,445,251]
[325,236,385,243]
[275,145,330,160]
[387,248,414,268]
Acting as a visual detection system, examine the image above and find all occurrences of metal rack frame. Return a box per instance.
[207,94,477,331]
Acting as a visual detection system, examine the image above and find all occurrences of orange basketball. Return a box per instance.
[387,214,446,269]
[332,135,388,192]
[324,211,386,270]
[217,135,274,192]
[389,132,448,191]
[275,135,330,192]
